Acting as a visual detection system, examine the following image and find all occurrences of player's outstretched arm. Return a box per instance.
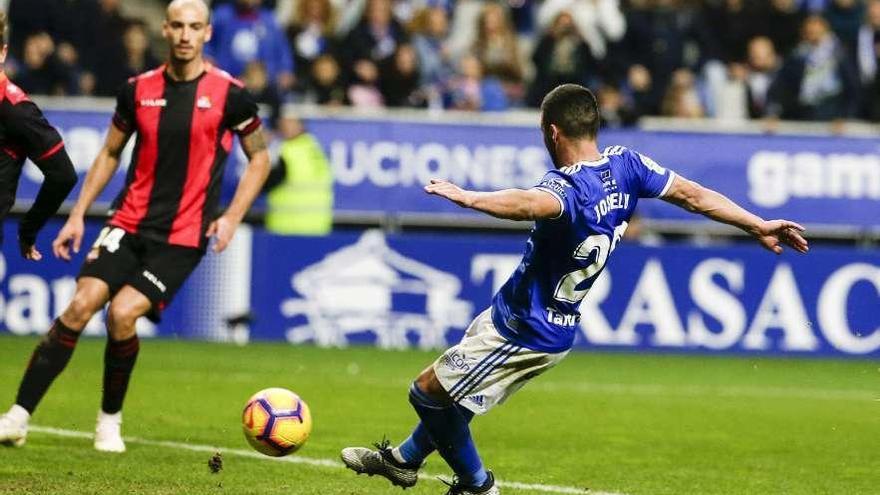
[206,126,270,253]
[53,124,131,261]
[424,179,561,221]
[662,174,809,254]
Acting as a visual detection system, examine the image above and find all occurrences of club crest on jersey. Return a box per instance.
[600,169,618,192]
[197,96,213,109]
[139,98,167,107]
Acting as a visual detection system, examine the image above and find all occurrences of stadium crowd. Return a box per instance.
[4,0,880,124]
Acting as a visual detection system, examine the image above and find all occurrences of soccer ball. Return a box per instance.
[242,388,312,457]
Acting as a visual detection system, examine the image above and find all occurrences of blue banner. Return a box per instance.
[250,230,880,358]
[307,118,880,229]
[14,109,880,230]
[1,222,878,357]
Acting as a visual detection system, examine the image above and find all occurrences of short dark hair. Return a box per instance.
[540,84,600,140]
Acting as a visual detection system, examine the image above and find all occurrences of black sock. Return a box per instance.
[101,335,140,414]
[15,319,81,414]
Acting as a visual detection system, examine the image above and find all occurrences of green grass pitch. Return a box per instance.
[0,335,877,494]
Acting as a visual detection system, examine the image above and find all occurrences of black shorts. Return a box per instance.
[78,226,203,322]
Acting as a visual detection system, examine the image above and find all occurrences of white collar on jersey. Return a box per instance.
[563,156,609,173]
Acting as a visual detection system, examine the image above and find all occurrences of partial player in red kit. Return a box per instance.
[0,12,77,260]
[0,0,270,452]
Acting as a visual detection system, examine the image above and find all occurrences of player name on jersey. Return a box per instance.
[594,192,631,223]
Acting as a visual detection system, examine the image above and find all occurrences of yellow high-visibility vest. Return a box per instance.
[266,133,333,235]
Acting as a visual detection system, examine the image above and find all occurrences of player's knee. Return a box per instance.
[414,367,450,403]
[61,292,102,330]
[106,302,144,338]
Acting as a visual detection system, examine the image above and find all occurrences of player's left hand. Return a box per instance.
[424,179,473,208]
[18,241,42,261]
[754,219,809,254]
[206,215,239,253]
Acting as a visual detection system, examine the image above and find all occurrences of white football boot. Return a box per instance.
[94,411,126,453]
[442,471,500,495]
[0,405,30,447]
[341,439,421,488]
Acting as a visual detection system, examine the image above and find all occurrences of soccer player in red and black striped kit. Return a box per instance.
[0,0,270,452]
[0,12,77,261]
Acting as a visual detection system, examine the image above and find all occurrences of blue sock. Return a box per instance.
[397,423,434,465]
[408,383,488,487]
[397,408,476,465]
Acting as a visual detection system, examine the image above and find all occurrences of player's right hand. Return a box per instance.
[52,215,85,261]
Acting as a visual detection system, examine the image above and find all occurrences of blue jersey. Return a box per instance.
[491,146,676,353]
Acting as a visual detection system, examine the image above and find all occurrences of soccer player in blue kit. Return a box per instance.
[341,84,809,494]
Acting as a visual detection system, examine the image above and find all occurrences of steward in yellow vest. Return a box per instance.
[264,117,334,235]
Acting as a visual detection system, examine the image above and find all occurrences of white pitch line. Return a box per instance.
[29,426,626,495]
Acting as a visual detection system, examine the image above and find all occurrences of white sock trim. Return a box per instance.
[8,404,30,424]
[390,447,408,465]
[97,410,122,424]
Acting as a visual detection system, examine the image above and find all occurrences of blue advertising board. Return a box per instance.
[248,229,880,358]
[1,222,878,357]
[13,109,880,230]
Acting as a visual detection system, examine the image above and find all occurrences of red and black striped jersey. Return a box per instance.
[0,73,76,246]
[109,64,261,250]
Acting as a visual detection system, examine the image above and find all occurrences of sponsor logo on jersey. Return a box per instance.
[546,307,580,327]
[197,96,212,109]
[537,177,571,198]
[139,98,167,107]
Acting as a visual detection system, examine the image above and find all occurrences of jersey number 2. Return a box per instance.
[553,222,628,304]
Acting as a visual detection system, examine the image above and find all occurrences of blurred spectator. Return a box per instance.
[79,0,128,96]
[242,61,282,126]
[536,0,625,62]
[770,15,859,120]
[706,0,764,63]
[472,2,524,103]
[12,32,76,96]
[759,0,807,56]
[343,0,408,73]
[857,0,880,120]
[618,0,716,114]
[286,0,339,89]
[528,11,596,106]
[348,59,385,108]
[410,7,455,88]
[826,0,865,51]
[597,81,639,127]
[380,44,428,107]
[305,54,348,105]
[743,36,783,118]
[264,115,334,236]
[208,0,295,91]
[445,54,509,111]
[624,63,657,116]
[89,20,159,97]
[661,68,705,118]
[7,0,71,59]
[121,21,160,79]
